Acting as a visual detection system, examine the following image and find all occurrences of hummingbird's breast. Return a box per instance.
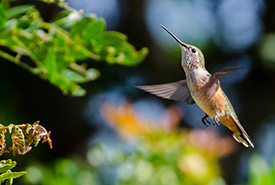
[185,68,226,119]
[188,74,239,131]
[192,85,226,119]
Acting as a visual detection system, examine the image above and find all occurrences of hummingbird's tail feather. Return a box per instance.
[231,132,251,147]
[228,118,254,148]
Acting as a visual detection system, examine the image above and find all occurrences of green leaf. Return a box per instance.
[69,15,105,44]
[52,10,82,28]
[52,76,86,96]
[60,68,100,83]
[0,160,16,173]
[43,49,57,80]
[8,5,34,19]
[0,171,27,183]
[95,31,149,66]
[0,2,8,30]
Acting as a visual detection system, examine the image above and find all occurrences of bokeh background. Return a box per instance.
[1,0,275,184]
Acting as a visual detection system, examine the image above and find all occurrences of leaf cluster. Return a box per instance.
[0,1,148,96]
[25,158,98,185]
[0,159,26,185]
[0,121,52,184]
[0,121,52,156]
[24,130,226,185]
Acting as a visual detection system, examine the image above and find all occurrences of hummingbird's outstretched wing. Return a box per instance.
[206,67,244,99]
[212,67,244,79]
[136,80,195,104]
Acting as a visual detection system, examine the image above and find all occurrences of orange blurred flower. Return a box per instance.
[100,101,182,138]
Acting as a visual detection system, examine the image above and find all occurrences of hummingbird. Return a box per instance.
[136,25,254,148]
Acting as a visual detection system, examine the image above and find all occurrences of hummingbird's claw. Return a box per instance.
[213,115,220,126]
[202,115,211,127]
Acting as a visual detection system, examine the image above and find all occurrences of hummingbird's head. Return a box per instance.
[161,25,205,71]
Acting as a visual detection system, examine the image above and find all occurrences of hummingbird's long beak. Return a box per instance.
[161,24,188,48]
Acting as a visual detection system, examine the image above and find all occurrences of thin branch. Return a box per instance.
[0,50,33,73]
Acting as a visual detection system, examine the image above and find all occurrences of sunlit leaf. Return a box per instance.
[51,10,82,28]
[0,2,8,30]
[0,171,26,183]
[0,159,26,184]
[43,48,57,80]
[95,31,149,65]
[0,160,16,173]
[61,68,100,83]
[69,15,105,43]
[8,5,33,19]
[52,76,86,96]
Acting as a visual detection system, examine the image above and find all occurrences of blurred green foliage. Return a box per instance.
[248,154,275,185]
[0,0,148,96]
[259,33,275,70]
[94,132,225,185]
[25,158,98,185]
[24,130,228,185]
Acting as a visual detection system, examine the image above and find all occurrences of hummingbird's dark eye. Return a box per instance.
[191,48,196,53]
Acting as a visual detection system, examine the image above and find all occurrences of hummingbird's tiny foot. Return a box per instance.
[202,115,211,127]
[213,115,220,126]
